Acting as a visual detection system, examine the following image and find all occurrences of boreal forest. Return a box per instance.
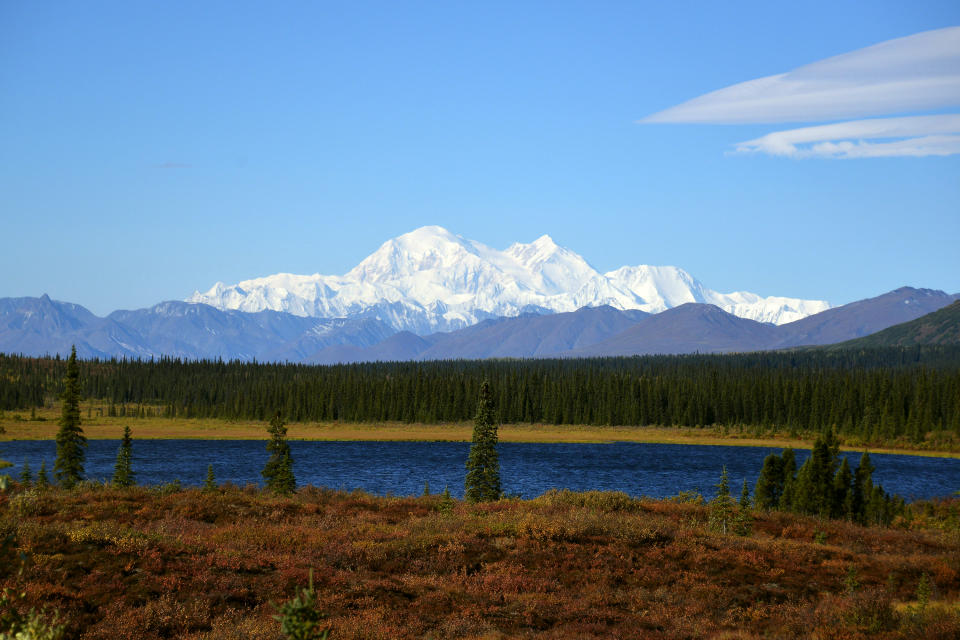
[1,346,958,442]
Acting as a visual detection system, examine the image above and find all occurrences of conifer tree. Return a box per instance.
[204,464,217,491]
[111,426,135,488]
[709,466,735,534]
[851,451,874,524]
[792,458,818,515]
[754,453,785,510]
[832,457,852,519]
[19,460,32,487]
[733,477,753,536]
[437,485,454,513]
[54,346,86,488]
[792,433,839,516]
[263,413,296,495]
[779,448,797,511]
[36,460,49,489]
[272,569,328,639]
[465,381,501,502]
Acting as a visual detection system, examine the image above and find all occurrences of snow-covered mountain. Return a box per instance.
[187,226,830,333]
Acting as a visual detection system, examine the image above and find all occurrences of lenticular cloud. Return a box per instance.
[734,114,960,159]
[642,26,960,158]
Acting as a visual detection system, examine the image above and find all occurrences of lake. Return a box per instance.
[2,440,958,501]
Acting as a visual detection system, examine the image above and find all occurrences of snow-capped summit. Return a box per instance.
[347,226,479,283]
[187,226,830,333]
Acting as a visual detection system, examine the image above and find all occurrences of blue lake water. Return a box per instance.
[1,440,958,501]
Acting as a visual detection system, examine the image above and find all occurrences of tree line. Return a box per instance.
[2,347,959,441]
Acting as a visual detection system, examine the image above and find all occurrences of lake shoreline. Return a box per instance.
[3,418,959,459]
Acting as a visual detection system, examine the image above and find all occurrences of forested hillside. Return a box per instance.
[2,347,959,442]
[833,301,960,349]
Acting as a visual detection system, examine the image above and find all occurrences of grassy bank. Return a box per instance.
[2,484,959,639]
[3,404,960,458]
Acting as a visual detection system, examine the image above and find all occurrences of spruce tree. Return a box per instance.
[465,381,501,502]
[272,569,328,639]
[111,426,135,488]
[36,460,49,489]
[792,434,839,516]
[709,466,735,534]
[851,451,874,524]
[204,464,217,491]
[54,346,86,488]
[734,477,753,536]
[19,460,33,487]
[779,448,797,511]
[437,485,454,513]
[754,453,785,510]
[832,457,852,519]
[792,458,817,515]
[263,413,296,495]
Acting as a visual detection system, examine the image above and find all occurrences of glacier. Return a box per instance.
[187,226,830,334]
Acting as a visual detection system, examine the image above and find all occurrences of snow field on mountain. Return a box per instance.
[188,226,830,333]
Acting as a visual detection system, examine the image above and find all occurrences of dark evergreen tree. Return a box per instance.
[754,453,785,510]
[709,466,735,534]
[54,346,86,488]
[792,433,840,516]
[437,485,455,513]
[36,460,49,488]
[851,451,875,524]
[18,460,32,486]
[832,456,852,519]
[779,448,797,511]
[262,413,296,495]
[111,426,135,488]
[865,484,897,525]
[734,477,753,536]
[204,464,217,491]
[465,381,501,502]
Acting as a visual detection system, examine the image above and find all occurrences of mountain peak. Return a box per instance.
[398,225,462,245]
[347,225,483,284]
[187,227,832,333]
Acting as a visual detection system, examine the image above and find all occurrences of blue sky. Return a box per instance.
[1,1,958,315]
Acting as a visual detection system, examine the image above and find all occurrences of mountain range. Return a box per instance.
[187,226,829,333]
[2,227,956,362]
[1,287,957,363]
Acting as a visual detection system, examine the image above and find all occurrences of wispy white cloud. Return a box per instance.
[642,27,960,124]
[733,114,960,158]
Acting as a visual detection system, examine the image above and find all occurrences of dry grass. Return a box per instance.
[2,403,959,458]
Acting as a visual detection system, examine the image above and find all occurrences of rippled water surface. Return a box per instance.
[2,440,958,500]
